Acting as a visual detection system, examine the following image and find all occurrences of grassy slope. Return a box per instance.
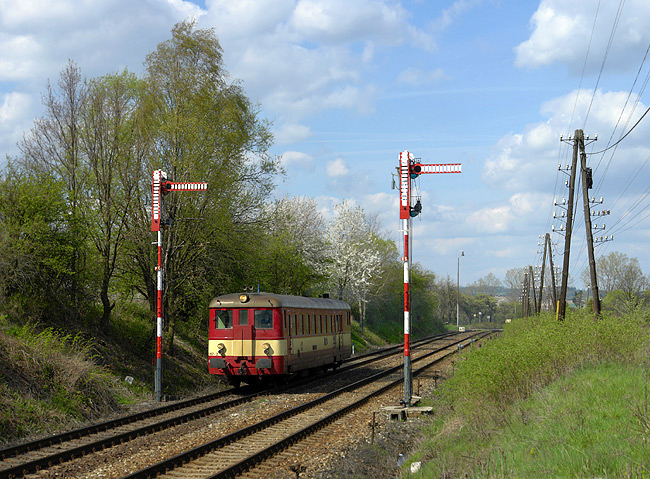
[0,306,424,446]
[404,311,650,478]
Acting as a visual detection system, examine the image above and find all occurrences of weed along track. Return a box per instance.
[0,331,481,478]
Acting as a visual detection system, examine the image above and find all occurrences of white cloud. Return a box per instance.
[483,88,650,193]
[0,92,30,124]
[280,150,313,169]
[200,0,432,122]
[0,0,202,83]
[290,0,432,48]
[467,204,512,233]
[515,0,650,73]
[326,158,350,178]
[466,193,548,234]
[431,0,483,33]
[273,123,312,144]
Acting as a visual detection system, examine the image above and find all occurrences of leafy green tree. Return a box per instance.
[126,20,279,352]
[573,289,584,308]
[80,71,147,329]
[582,251,648,295]
[0,166,75,319]
[19,61,91,318]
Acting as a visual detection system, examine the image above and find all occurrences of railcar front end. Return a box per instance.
[208,292,351,385]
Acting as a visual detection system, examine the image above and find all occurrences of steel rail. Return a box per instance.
[0,331,459,479]
[124,331,488,479]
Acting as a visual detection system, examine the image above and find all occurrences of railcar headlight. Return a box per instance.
[262,343,272,355]
[217,343,226,356]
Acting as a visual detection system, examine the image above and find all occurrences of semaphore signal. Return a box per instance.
[396,151,461,408]
[151,169,207,402]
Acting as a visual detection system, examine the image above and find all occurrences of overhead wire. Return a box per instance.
[582,0,627,129]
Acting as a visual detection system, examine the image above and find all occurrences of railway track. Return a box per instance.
[0,331,460,479]
[124,331,489,479]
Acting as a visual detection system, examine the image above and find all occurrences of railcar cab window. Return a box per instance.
[254,310,273,329]
[238,309,249,325]
[214,310,233,329]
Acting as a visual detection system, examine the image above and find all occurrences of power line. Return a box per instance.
[588,104,650,155]
[583,0,627,128]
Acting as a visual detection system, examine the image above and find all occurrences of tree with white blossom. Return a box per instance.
[325,201,382,330]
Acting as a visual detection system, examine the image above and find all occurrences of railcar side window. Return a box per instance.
[214,310,233,329]
[254,310,273,329]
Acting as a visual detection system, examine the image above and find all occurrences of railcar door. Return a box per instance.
[289,313,295,356]
[233,309,254,359]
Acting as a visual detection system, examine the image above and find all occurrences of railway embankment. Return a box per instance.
[395,311,650,477]
[0,309,399,449]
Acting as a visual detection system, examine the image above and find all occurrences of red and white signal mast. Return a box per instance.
[151,170,207,401]
[398,151,461,407]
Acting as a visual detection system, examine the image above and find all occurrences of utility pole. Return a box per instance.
[529,266,537,314]
[151,170,207,401]
[397,150,461,407]
[578,135,602,319]
[537,233,557,313]
[522,270,529,318]
[556,130,608,320]
[557,130,580,320]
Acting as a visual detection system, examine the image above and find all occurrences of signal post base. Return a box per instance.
[382,397,433,421]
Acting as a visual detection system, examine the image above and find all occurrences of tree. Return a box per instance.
[467,272,502,296]
[80,71,147,329]
[0,165,75,319]
[257,196,328,294]
[573,289,584,308]
[128,20,279,352]
[504,268,525,302]
[19,60,91,318]
[325,202,382,331]
[582,251,648,296]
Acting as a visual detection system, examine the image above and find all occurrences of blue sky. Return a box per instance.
[1,0,650,287]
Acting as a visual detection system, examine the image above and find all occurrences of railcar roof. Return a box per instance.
[209,292,350,311]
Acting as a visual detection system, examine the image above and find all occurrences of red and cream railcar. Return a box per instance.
[208,292,351,384]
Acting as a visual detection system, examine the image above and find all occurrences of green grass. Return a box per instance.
[404,311,650,478]
[410,363,650,478]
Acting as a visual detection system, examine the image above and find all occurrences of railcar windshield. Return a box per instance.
[214,310,233,329]
[254,310,273,329]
